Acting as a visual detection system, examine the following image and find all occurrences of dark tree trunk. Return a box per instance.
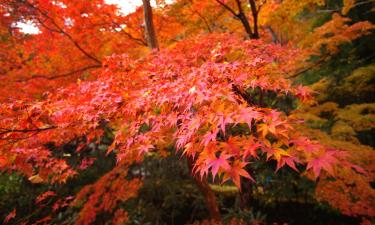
[239,171,254,209]
[142,0,159,50]
[237,12,254,39]
[248,0,259,39]
[216,0,254,39]
[187,157,221,221]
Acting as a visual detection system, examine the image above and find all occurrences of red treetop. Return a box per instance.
[0,33,358,189]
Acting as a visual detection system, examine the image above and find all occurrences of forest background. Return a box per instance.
[0,0,374,224]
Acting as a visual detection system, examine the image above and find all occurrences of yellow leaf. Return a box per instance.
[29,174,44,184]
[274,148,290,161]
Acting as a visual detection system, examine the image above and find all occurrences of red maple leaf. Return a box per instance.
[307,150,338,178]
[36,191,56,204]
[243,138,262,160]
[206,153,231,180]
[223,161,254,189]
[4,209,16,224]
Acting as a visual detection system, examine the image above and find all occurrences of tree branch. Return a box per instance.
[15,64,101,82]
[0,126,57,136]
[235,0,244,14]
[286,57,328,78]
[191,9,213,33]
[22,0,102,65]
[111,21,148,46]
[248,0,260,38]
[215,0,238,17]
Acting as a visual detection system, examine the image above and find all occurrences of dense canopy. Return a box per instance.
[0,0,374,224]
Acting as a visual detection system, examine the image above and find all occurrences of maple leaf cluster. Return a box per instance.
[1,0,374,223]
[0,33,354,190]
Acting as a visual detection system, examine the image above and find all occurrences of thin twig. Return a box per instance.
[15,64,101,82]
[0,126,57,136]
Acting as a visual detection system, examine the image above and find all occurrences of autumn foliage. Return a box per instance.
[0,0,374,224]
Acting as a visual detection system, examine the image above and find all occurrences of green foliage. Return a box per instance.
[335,65,375,104]
[1,0,374,223]
[125,155,209,225]
[310,64,375,105]
[294,102,375,146]
[0,135,116,224]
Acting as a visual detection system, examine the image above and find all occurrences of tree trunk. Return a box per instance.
[187,157,221,221]
[248,0,260,39]
[237,12,254,39]
[216,0,257,39]
[142,0,159,50]
[239,174,254,209]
